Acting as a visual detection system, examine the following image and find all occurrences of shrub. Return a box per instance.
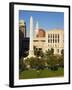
[19,57,27,72]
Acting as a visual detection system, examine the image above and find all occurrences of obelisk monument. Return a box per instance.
[28,16,34,57]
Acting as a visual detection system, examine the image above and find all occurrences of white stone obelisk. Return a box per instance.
[28,16,34,57]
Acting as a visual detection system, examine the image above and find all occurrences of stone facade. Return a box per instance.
[33,29,64,54]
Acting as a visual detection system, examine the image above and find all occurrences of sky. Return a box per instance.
[19,10,64,37]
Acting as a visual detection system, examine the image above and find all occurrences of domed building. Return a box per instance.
[33,29,64,54]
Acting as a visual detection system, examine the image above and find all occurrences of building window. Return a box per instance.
[57,49,59,53]
[53,34,54,38]
[53,39,54,43]
[58,34,59,43]
[55,39,57,43]
[58,34,59,38]
[57,34,59,43]
[51,34,52,38]
[33,40,38,42]
[61,49,64,55]
[55,34,57,38]
[51,39,52,43]
[41,40,45,42]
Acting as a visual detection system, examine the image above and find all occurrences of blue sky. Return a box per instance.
[19,10,64,37]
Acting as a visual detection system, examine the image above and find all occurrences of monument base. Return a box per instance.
[23,50,35,60]
[28,50,35,58]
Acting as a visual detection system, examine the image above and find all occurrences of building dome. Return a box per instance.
[36,28,46,37]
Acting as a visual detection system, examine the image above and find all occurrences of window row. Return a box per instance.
[33,40,45,42]
[48,39,59,43]
[48,34,59,39]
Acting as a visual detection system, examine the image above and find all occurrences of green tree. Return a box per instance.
[45,48,59,71]
[25,57,45,70]
[57,49,64,67]
[50,48,54,55]
[34,46,44,57]
[58,56,64,67]
[45,48,54,56]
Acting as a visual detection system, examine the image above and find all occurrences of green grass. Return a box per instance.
[19,68,64,79]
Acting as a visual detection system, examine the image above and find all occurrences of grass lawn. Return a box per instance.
[19,68,64,79]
